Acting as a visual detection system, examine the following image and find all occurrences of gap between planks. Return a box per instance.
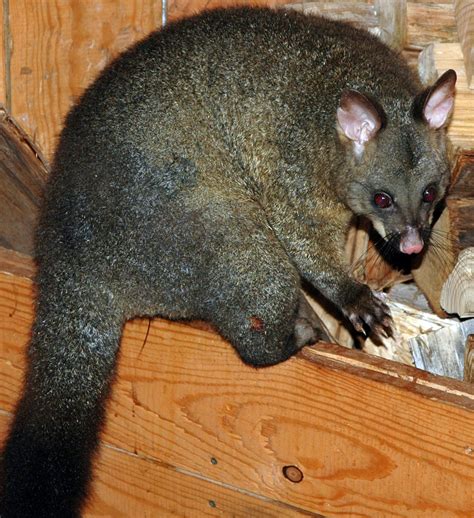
[101,442,324,517]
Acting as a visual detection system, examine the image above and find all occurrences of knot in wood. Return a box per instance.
[282,465,304,483]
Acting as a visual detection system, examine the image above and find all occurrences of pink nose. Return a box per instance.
[400,242,424,254]
[399,227,424,255]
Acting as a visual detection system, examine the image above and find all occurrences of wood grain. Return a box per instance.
[446,157,474,250]
[465,335,474,383]
[375,0,407,48]
[0,246,35,279]
[0,0,7,106]
[410,318,474,381]
[454,0,474,88]
[0,417,318,518]
[1,264,474,516]
[8,0,162,160]
[407,2,458,48]
[86,446,321,517]
[440,248,474,318]
[0,106,48,255]
[429,43,474,150]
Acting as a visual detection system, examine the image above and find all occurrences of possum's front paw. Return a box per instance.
[343,284,393,338]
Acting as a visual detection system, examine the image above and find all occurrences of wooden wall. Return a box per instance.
[0,0,294,161]
[1,1,163,161]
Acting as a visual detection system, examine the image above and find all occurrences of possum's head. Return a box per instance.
[337,69,456,255]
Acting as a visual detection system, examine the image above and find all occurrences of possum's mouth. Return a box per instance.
[370,218,425,255]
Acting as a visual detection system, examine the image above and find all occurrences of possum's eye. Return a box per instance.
[422,185,437,203]
[373,192,393,208]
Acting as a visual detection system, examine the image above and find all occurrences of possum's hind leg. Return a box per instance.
[1,281,125,518]
[199,200,319,367]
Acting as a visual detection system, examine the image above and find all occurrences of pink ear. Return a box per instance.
[337,90,383,156]
[423,69,456,129]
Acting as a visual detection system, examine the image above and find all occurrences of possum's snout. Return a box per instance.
[399,226,424,255]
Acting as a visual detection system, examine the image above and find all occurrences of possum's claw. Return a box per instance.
[344,285,393,338]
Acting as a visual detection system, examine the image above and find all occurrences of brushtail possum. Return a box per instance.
[2,6,455,516]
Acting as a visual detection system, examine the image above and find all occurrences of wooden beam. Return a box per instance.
[8,0,162,159]
[375,0,407,48]
[410,318,474,381]
[440,247,474,318]
[454,0,474,88]
[407,1,457,48]
[446,153,474,251]
[422,43,474,150]
[0,0,8,108]
[464,334,474,383]
[0,106,48,256]
[1,252,474,516]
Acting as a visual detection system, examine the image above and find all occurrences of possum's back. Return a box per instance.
[54,6,419,170]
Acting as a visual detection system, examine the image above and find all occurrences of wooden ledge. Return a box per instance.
[301,343,474,411]
[0,246,35,279]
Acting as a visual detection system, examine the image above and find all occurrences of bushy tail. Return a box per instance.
[1,292,123,517]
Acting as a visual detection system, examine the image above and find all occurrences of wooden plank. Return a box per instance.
[0,416,318,518]
[0,0,7,106]
[407,2,458,48]
[410,318,474,381]
[300,342,474,407]
[428,43,474,150]
[375,0,407,48]
[446,157,474,251]
[0,246,35,279]
[85,447,320,517]
[454,0,474,88]
[465,335,474,383]
[0,106,48,255]
[8,0,162,160]
[440,248,474,318]
[1,264,474,516]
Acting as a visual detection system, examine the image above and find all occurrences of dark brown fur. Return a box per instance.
[2,7,454,516]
